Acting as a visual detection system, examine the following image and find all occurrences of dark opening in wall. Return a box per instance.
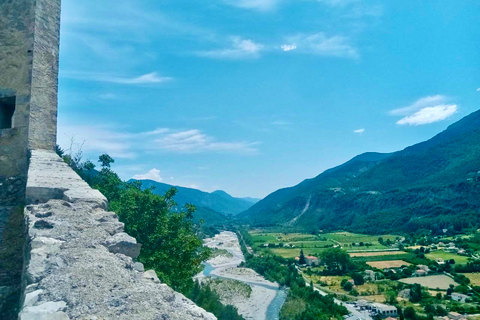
[0,96,16,129]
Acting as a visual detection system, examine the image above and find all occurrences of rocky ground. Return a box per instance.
[198,231,279,320]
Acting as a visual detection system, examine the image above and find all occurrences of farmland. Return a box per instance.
[249,230,401,259]
[399,275,459,290]
[366,260,411,269]
[425,250,470,265]
[465,273,480,286]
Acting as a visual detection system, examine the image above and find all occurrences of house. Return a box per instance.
[435,258,445,265]
[385,317,397,320]
[371,303,398,317]
[447,312,467,320]
[399,289,410,299]
[417,265,430,272]
[415,269,427,276]
[365,270,376,281]
[451,293,469,303]
[356,300,370,309]
[306,256,319,266]
[448,242,456,248]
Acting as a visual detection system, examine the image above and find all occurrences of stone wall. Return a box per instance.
[29,0,61,150]
[18,150,217,320]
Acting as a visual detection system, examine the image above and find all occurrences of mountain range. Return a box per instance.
[240,109,480,234]
[131,179,259,217]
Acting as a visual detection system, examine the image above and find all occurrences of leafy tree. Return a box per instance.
[66,153,210,293]
[342,281,353,292]
[320,248,351,274]
[352,272,364,285]
[404,307,416,320]
[299,249,307,265]
[98,153,114,168]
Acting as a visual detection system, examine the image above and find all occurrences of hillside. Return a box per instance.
[240,110,480,234]
[132,179,255,216]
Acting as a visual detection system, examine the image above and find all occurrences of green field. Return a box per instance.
[323,232,399,251]
[250,230,400,258]
[425,250,470,265]
[464,273,480,286]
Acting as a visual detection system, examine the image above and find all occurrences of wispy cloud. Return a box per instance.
[132,168,163,182]
[390,95,447,116]
[476,88,480,92]
[154,129,260,154]
[316,0,357,7]
[281,44,297,52]
[57,123,136,159]
[61,71,172,85]
[59,120,260,157]
[354,128,365,134]
[391,95,458,126]
[221,0,281,11]
[141,128,170,135]
[283,33,359,59]
[197,37,263,60]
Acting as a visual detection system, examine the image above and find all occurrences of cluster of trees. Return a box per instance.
[238,239,347,319]
[57,148,208,293]
[188,281,245,320]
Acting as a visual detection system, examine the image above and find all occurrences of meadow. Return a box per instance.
[425,250,470,265]
[464,273,480,286]
[249,230,401,259]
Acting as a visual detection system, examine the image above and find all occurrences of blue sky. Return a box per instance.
[57,0,480,198]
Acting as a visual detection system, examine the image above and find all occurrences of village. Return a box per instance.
[247,230,480,320]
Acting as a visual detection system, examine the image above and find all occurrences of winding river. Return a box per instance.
[199,232,287,320]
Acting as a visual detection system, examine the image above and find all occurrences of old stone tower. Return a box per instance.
[0,0,61,317]
[0,1,216,319]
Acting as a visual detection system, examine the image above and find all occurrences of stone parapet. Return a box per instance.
[19,150,216,320]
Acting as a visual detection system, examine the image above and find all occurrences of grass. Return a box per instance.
[399,275,459,290]
[350,251,407,257]
[250,230,401,259]
[464,273,480,286]
[351,253,415,264]
[269,247,328,258]
[323,232,399,251]
[426,250,470,265]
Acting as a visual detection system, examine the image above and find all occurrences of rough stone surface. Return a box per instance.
[104,232,141,259]
[19,151,216,320]
[26,150,108,208]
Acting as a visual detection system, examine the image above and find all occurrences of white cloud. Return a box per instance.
[281,44,297,52]
[141,128,170,135]
[154,129,259,154]
[197,37,263,60]
[354,128,365,134]
[390,95,458,126]
[132,168,163,182]
[284,33,359,59]
[61,71,172,85]
[396,105,458,126]
[390,95,447,116]
[316,0,356,6]
[221,0,281,11]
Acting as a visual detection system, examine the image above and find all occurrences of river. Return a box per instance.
[198,231,287,320]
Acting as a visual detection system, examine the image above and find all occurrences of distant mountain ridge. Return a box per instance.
[240,109,480,234]
[131,179,256,216]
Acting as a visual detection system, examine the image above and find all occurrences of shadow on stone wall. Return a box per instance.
[0,177,27,320]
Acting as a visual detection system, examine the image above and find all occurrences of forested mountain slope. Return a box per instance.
[240,110,480,234]
[132,179,255,216]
